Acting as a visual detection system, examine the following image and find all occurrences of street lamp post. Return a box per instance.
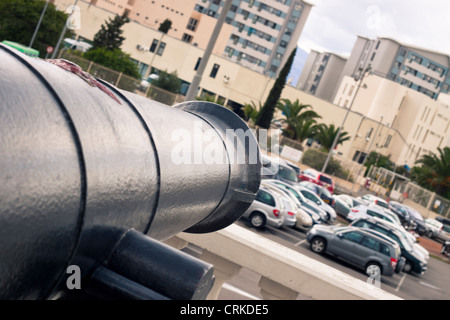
[351,113,383,194]
[29,0,50,48]
[321,66,371,174]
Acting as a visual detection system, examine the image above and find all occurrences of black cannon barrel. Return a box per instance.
[0,44,260,299]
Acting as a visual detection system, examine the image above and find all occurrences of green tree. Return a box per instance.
[0,0,74,55]
[83,47,140,78]
[241,101,263,126]
[255,48,296,129]
[414,147,450,197]
[151,70,182,93]
[92,12,130,50]
[276,98,321,142]
[158,19,172,34]
[314,123,351,151]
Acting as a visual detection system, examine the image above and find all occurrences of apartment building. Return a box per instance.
[334,73,450,167]
[296,50,347,102]
[50,0,449,170]
[59,0,313,78]
[334,35,450,101]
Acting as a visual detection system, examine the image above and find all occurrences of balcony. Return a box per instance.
[165,224,403,300]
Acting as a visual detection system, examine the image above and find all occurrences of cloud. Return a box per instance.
[298,0,450,56]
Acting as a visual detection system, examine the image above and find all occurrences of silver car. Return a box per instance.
[307,225,402,276]
[295,186,337,223]
[262,179,325,225]
[261,181,312,231]
[241,186,285,229]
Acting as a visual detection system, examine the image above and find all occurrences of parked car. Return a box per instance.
[263,179,326,224]
[260,182,296,228]
[350,217,428,274]
[388,201,417,231]
[283,159,302,180]
[347,204,402,226]
[299,181,335,206]
[357,194,390,210]
[441,240,450,257]
[306,225,403,276]
[332,194,367,219]
[261,155,299,186]
[295,186,337,224]
[241,186,285,229]
[261,181,312,231]
[299,168,335,194]
[424,218,450,242]
[404,206,428,235]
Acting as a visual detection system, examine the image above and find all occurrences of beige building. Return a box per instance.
[57,0,313,78]
[296,49,347,102]
[52,0,449,171]
[334,74,450,167]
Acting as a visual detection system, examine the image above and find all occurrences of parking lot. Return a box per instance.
[213,219,450,300]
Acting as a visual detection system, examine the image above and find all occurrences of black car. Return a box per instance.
[389,201,416,230]
[442,241,450,258]
[350,217,427,274]
[389,202,427,235]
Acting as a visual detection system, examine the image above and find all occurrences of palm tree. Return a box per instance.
[241,101,262,127]
[276,98,321,142]
[314,123,351,151]
[414,147,450,197]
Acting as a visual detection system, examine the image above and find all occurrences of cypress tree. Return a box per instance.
[255,47,297,129]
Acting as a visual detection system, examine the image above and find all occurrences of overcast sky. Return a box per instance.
[297,0,450,57]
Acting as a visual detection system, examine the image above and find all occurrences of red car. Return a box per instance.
[299,168,335,194]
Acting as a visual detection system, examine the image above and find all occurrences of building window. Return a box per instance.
[187,18,198,31]
[210,63,220,78]
[280,40,288,48]
[149,39,158,52]
[182,33,193,43]
[156,42,166,55]
[194,57,202,71]
[366,128,373,140]
[384,135,392,148]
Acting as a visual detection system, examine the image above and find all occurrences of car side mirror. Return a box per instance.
[337,234,343,239]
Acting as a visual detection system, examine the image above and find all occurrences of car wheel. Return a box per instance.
[427,230,433,238]
[403,260,412,273]
[310,237,326,254]
[249,212,265,229]
[365,262,381,277]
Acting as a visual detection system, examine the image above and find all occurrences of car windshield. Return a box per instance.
[301,189,322,205]
[319,175,332,184]
[375,200,390,209]
[278,166,298,182]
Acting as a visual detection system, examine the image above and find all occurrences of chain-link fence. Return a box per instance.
[58,51,185,105]
[366,166,450,218]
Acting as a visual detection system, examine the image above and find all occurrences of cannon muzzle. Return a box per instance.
[0,44,261,299]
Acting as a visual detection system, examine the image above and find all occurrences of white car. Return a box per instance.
[261,181,312,231]
[358,194,390,210]
[424,218,450,242]
[347,204,401,226]
[241,186,285,229]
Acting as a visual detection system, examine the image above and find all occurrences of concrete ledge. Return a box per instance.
[177,224,402,300]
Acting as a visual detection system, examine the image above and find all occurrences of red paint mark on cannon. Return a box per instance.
[45,59,122,105]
